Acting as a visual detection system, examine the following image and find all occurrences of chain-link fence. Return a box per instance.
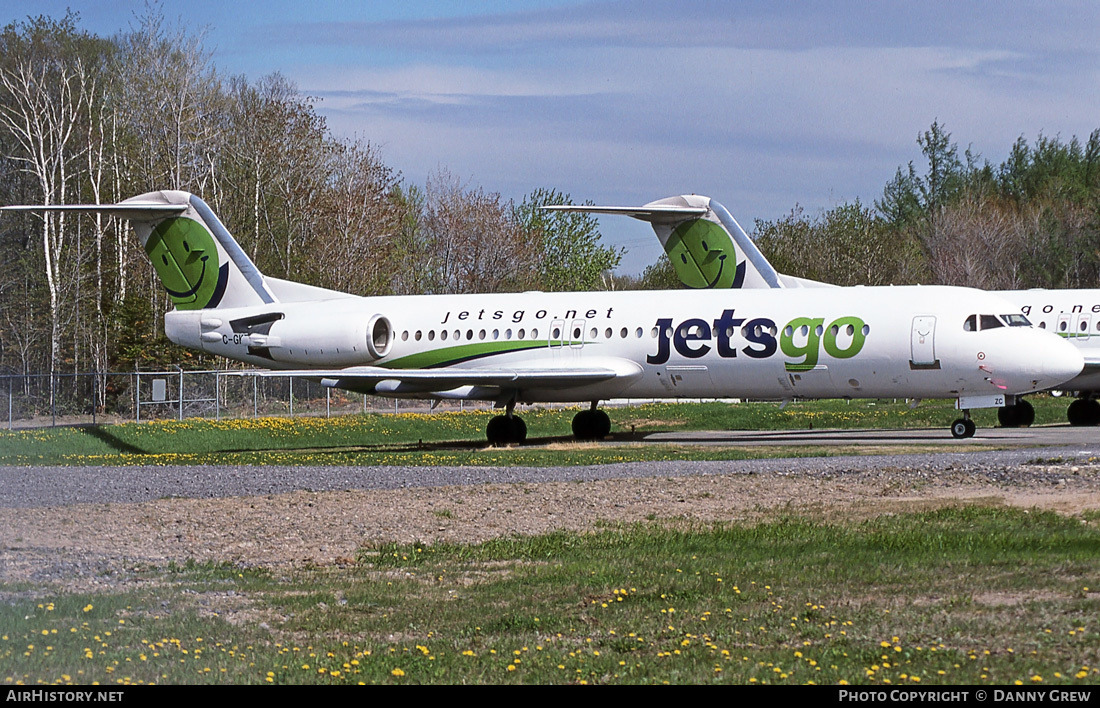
[1,370,496,430]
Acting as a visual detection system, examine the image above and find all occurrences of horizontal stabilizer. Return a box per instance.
[543,204,707,223]
[1,202,187,222]
[3,191,277,311]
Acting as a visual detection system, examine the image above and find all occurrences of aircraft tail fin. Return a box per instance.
[546,195,831,289]
[3,190,277,310]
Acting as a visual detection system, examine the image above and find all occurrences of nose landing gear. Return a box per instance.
[950,412,977,439]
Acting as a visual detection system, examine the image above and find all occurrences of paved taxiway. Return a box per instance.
[645,424,1100,447]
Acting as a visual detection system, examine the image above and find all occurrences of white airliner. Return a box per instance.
[3,191,1084,442]
[548,194,1100,428]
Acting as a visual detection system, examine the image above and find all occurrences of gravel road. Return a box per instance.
[3,446,1100,508]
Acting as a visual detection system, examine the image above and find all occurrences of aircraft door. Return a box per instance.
[569,319,586,349]
[549,319,566,348]
[1074,313,1092,339]
[910,316,938,368]
[1057,314,1072,338]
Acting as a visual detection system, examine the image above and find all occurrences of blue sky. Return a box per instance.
[7,1,1100,273]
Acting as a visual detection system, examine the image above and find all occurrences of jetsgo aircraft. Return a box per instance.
[3,191,1084,441]
[552,195,1100,428]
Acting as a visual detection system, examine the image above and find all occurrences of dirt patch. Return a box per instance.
[2,464,1099,593]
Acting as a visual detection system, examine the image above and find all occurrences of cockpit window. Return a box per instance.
[963,314,977,332]
[980,314,1004,330]
[1002,314,1031,327]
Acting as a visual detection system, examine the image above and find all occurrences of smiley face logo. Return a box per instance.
[665,219,746,289]
[144,217,228,310]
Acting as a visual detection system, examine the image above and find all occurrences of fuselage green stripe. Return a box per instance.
[381,340,584,369]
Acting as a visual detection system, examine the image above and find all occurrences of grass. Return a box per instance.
[3,506,1098,685]
[3,397,1092,684]
[0,397,1071,466]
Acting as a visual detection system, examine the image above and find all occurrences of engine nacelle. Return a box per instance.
[258,312,392,366]
[167,304,393,367]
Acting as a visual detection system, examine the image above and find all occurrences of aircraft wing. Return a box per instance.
[249,364,633,394]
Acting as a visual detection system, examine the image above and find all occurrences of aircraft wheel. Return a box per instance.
[1066,398,1100,426]
[1018,399,1036,427]
[572,409,611,440]
[572,410,595,440]
[487,415,527,445]
[950,418,974,439]
[487,415,511,444]
[998,399,1034,428]
[593,410,612,439]
[508,415,527,443]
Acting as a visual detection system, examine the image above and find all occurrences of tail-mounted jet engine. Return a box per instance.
[177,309,393,366]
[248,312,391,366]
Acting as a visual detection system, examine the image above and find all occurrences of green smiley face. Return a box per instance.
[665,219,745,289]
[144,217,226,310]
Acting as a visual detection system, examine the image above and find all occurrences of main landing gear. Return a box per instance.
[486,399,527,445]
[997,398,1035,428]
[999,395,1100,427]
[950,411,977,439]
[1067,397,1100,426]
[485,401,612,445]
[571,403,611,441]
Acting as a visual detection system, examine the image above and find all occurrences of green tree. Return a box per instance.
[755,203,924,286]
[513,188,623,291]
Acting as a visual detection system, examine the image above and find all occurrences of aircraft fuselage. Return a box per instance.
[166,284,1079,405]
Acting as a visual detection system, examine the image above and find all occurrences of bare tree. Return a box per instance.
[308,139,404,295]
[420,169,538,294]
[0,56,90,379]
[113,8,221,190]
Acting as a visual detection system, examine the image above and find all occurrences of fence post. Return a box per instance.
[177,367,184,421]
[253,376,258,417]
[216,371,221,421]
[289,377,294,417]
[135,372,140,423]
